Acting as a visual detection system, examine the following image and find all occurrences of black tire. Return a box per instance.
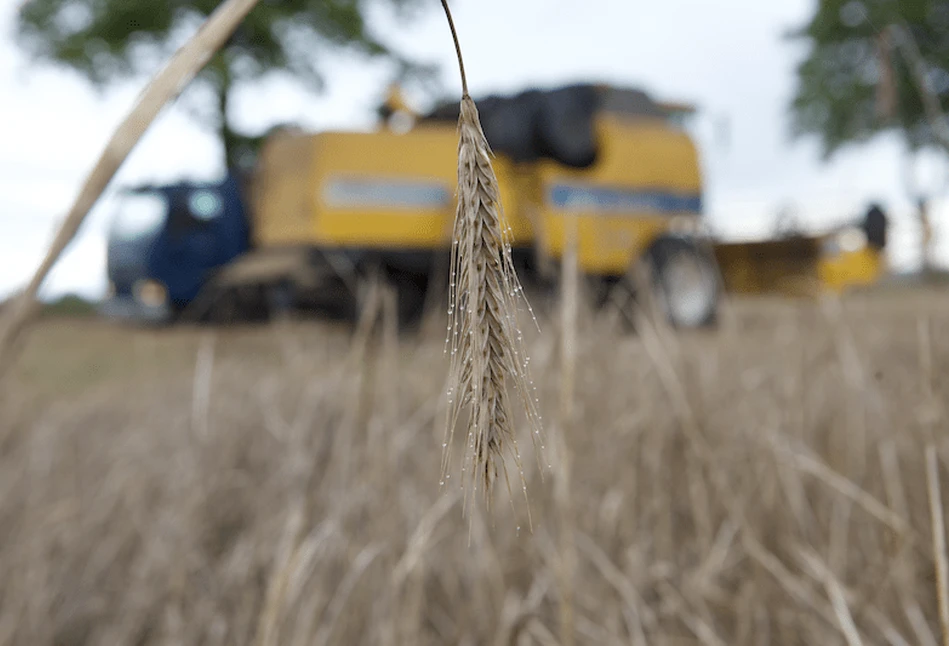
[644,236,720,329]
[264,280,296,319]
[388,268,429,331]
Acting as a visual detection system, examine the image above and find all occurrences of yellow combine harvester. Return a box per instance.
[101,82,887,329]
[239,84,719,326]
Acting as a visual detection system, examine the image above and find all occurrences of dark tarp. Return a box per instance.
[421,83,671,169]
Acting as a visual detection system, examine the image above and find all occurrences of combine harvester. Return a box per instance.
[101,82,888,330]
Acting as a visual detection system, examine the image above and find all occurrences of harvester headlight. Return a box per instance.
[133,279,167,307]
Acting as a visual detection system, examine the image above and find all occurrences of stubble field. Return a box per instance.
[2,286,949,645]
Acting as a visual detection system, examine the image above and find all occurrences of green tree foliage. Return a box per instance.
[15,0,435,169]
[788,0,949,159]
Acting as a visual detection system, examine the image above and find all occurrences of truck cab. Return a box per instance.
[100,173,251,322]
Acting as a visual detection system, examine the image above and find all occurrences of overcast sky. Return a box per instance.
[1,0,947,300]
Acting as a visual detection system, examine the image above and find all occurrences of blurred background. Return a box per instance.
[3,0,949,302]
[8,3,949,644]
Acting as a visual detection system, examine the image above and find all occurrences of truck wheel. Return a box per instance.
[644,237,719,329]
[265,281,296,319]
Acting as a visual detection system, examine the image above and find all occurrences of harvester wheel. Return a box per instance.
[644,236,719,329]
[604,236,719,330]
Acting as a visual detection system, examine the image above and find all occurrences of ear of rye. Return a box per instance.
[443,95,545,517]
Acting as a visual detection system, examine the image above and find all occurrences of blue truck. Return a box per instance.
[100,173,254,323]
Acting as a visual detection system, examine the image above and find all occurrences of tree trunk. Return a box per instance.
[211,53,241,172]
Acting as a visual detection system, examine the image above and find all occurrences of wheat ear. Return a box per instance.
[438,0,545,520]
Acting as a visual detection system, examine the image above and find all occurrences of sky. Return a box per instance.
[1,0,948,301]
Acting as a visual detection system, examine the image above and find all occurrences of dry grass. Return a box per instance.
[3,288,949,644]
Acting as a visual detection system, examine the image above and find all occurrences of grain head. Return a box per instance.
[438,0,546,521]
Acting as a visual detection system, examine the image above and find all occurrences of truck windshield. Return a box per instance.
[108,192,167,242]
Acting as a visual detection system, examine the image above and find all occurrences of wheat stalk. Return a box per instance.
[925,445,949,646]
[437,0,545,520]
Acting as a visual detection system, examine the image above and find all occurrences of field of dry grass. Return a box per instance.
[3,286,949,645]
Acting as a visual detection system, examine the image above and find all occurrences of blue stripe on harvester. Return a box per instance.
[547,183,702,215]
[323,177,451,210]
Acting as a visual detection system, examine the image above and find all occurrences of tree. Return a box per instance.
[788,0,949,160]
[15,0,437,170]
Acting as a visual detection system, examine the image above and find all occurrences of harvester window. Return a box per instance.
[108,193,166,242]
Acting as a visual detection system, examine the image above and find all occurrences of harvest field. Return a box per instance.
[3,286,949,644]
